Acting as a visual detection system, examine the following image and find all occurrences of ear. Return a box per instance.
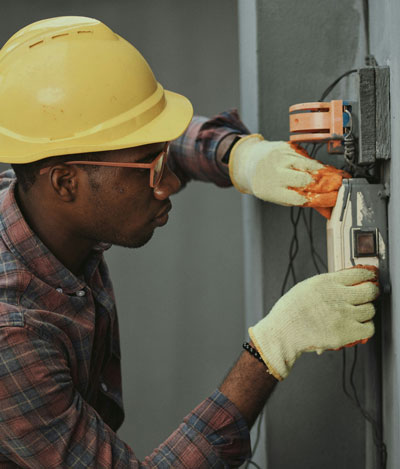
[48,165,79,202]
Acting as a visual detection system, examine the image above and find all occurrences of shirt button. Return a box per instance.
[101,382,108,392]
[56,288,63,294]
[76,290,86,297]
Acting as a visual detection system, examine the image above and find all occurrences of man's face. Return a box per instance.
[75,142,181,248]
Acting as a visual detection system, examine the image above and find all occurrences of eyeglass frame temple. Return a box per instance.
[38,142,169,187]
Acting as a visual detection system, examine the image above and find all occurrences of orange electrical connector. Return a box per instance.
[289,100,347,153]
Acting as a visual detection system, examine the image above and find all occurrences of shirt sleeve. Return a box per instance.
[168,109,250,188]
[0,325,250,468]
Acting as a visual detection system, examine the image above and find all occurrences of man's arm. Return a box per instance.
[0,323,251,468]
[168,110,249,188]
[169,110,349,219]
[220,344,277,429]
[0,266,378,468]
[222,265,379,429]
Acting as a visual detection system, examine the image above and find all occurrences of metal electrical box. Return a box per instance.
[289,66,391,288]
[327,178,389,291]
[325,67,390,291]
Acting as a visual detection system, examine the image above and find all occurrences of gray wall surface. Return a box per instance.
[369,1,400,466]
[250,0,376,467]
[0,0,245,460]
[241,0,399,467]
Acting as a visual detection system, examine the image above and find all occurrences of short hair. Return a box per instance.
[11,151,108,192]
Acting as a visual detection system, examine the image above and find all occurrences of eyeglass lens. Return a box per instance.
[153,152,166,186]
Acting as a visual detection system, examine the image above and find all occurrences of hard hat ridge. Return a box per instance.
[0,16,193,163]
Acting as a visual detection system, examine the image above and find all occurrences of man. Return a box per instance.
[0,17,378,468]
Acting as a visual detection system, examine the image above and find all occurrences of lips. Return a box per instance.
[154,201,172,220]
[153,201,172,227]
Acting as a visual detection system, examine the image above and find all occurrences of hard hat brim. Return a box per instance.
[103,89,194,152]
[0,89,193,163]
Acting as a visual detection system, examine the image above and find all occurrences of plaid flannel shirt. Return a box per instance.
[169,109,250,188]
[0,110,251,468]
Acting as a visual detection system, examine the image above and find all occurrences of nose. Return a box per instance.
[153,165,181,200]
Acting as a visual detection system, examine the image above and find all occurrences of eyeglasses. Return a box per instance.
[39,143,169,188]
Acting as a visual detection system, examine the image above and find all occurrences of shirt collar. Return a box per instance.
[0,178,109,294]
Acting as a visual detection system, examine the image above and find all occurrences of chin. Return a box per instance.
[115,230,155,249]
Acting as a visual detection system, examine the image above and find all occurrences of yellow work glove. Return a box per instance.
[249,266,379,381]
[229,134,350,218]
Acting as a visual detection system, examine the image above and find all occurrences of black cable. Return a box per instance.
[301,209,327,274]
[309,66,388,466]
[341,348,355,402]
[318,67,379,181]
[302,141,326,271]
[349,348,385,455]
[293,109,386,469]
[319,69,358,102]
[316,34,387,466]
[280,207,302,295]
[246,206,305,467]
[342,347,387,468]
[249,58,384,467]
[362,0,378,66]
[362,0,371,59]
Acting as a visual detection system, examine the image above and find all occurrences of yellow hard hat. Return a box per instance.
[0,16,193,163]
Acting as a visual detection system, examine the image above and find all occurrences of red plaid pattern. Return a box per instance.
[169,109,250,188]
[0,108,251,469]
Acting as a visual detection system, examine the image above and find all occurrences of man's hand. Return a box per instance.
[229,134,350,218]
[249,266,379,381]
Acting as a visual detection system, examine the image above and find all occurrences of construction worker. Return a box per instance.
[0,17,378,468]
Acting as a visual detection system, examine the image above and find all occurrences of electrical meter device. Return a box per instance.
[289,66,390,291]
[326,178,389,291]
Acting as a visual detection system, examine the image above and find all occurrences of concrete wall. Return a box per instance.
[243,0,376,467]
[369,1,400,466]
[0,0,244,460]
[239,0,399,467]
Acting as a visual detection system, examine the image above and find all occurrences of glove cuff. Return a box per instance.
[249,328,284,381]
[249,320,299,381]
[228,133,264,194]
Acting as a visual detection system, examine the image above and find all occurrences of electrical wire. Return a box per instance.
[363,0,371,58]
[245,206,306,467]
[244,145,326,469]
[362,0,378,66]
[319,69,358,102]
[319,63,387,468]
[277,147,386,466]
[302,143,328,274]
[245,209,306,468]
[280,207,302,295]
[301,209,327,273]
[304,138,387,468]
[342,347,388,467]
[247,28,384,463]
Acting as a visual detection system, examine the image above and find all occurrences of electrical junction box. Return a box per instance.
[289,67,390,469]
[289,66,391,290]
[289,99,352,153]
[289,67,391,165]
[326,178,389,291]
[325,67,391,291]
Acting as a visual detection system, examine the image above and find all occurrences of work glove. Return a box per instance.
[229,134,350,219]
[249,266,379,381]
